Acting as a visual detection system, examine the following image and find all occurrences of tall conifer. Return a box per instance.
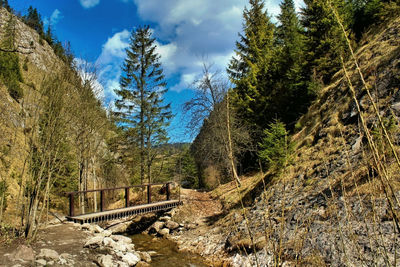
[115,26,172,184]
[227,0,275,131]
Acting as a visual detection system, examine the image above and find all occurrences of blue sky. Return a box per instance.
[10,0,304,143]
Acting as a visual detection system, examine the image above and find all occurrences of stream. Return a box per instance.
[128,234,208,267]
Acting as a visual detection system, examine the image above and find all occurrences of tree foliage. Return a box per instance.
[115,25,172,184]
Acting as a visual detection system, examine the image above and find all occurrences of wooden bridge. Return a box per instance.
[66,182,182,224]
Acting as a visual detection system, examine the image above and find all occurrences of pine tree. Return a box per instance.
[115,26,172,184]
[227,0,275,131]
[274,0,308,126]
[301,0,351,84]
[24,6,44,36]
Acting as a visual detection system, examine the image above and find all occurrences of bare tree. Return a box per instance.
[184,63,249,187]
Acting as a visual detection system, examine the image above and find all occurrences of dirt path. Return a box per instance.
[0,222,96,266]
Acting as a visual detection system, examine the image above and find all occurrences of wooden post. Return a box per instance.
[166,183,170,200]
[125,187,130,207]
[147,185,151,204]
[69,193,75,217]
[100,190,105,212]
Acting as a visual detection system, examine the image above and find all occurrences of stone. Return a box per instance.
[122,252,140,266]
[80,223,91,231]
[108,222,129,234]
[117,261,129,267]
[159,216,171,222]
[35,259,47,266]
[149,221,164,233]
[111,241,127,252]
[92,224,104,233]
[147,251,157,256]
[138,252,151,263]
[12,245,35,262]
[126,244,135,252]
[103,237,116,247]
[136,262,151,267]
[111,235,132,244]
[97,255,114,267]
[60,253,72,260]
[84,236,104,248]
[165,221,179,230]
[101,230,112,237]
[352,136,362,152]
[38,248,59,261]
[159,228,170,236]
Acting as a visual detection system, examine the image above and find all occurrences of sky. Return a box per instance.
[10,0,304,143]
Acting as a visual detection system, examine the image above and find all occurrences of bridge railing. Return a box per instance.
[66,182,175,217]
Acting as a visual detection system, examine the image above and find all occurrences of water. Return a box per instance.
[128,234,208,267]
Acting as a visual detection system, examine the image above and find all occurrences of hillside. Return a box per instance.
[168,16,400,266]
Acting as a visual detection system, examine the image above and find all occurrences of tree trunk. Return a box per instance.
[226,92,241,186]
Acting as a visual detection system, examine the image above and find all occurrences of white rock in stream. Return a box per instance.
[97,255,114,267]
[111,235,132,244]
[122,252,140,266]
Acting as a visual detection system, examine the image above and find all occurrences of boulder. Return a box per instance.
[101,230,112,237]
[80,223,91,231]
[136,261,151,267]
[35,259,46,266]
[138,252,151,263]
[117,261,129,267]
[165,221,179,230]
[38,248,59,261]
[159,228,170,236]
[108,222,129,234]
[12,245,35,262]
[84,235,104,248]
[92,225,104,233]
[103,237,116,247]
[111,241,127,252]
[150,221,164,233]
[97,255,114,267]
[159,216,171,222]
[111,235,132,244]
[122,252,140,266]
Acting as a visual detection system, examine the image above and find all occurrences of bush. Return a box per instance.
[0,51,23,101]
[258,120,293,172]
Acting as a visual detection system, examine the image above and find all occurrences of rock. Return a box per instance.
[35,259,47,266]
[159,228,170,236]
[147,251,157,256]
[38,248,59,261]
[97,255,114,267]
[111,235,132,244]
[12,245,35,262]
[111,241,127,252]
[138,252,151,263]
[122,252,140,266]
[165,221,179,230]
[185,223,197,230]
[149,221,164,233]
[108,222,129,234]
[117,261,129,267]
[136,261,151,267]
[101,230,112,237]
[84,236,104,248]
[352,136,362,152]
[92,224,104,233]
[60,253,72,260]
[126,244,135,252]
[103,237,116,247]
[159,216,171,222]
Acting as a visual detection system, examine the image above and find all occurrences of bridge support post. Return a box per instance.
[147,185,151,204]
[69,193,75,217]
[166,183,170,200]
[125,187,130,207]
[100,190,105,212]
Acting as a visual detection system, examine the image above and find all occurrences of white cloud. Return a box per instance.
[96,30,130,66]
[43,9,64,28]
[79,0,100,9]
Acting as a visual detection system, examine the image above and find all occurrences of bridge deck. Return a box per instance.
[66,200,182,224]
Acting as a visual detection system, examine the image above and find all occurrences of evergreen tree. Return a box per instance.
[44,25,54,46]
[0,0,12,12]
[227,0,275,131]
[24,6,44,36]
[115,26,172,184]
[274,0,308,126]
[301,0,351,85]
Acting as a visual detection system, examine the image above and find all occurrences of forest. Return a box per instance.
[0,0,400,265]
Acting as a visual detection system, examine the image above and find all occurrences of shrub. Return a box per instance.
[259,120,294,172]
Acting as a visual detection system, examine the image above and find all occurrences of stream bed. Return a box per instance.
[129,234,208,267]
